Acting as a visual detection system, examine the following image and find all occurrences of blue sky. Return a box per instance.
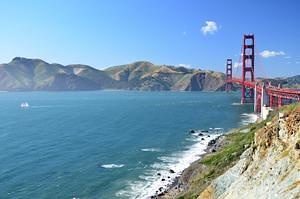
[0,0,299,77]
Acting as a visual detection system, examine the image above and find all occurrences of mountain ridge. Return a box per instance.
[0,57,298,91]
[0,57,226,91]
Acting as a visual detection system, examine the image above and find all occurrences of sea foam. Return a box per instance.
[240,113,259,126]
[116,131,221,198]
[141,148,161,152]
[101,164,124,169]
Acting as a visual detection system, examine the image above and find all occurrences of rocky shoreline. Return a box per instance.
[149,133,227,199]
[152,104,300,199]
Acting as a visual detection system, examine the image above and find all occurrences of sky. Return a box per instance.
[0,0,299,77]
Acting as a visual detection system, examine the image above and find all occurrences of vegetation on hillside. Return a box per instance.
[0,57,226,91]
[175,103,300,199]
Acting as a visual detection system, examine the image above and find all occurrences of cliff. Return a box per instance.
[168,103,300,199]
[199,104,300,199]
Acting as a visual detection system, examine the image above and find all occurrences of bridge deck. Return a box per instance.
[227,78,300,100]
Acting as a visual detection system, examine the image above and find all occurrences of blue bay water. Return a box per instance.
[0,91,254,199]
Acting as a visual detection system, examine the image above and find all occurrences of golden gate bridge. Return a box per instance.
[225,34,300,118]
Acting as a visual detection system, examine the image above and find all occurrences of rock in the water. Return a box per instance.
[169,169,175,173]
[189,129,195,134]
[208,139,216,146]
[201,138,205,140]
[198,133,204,136]
[157,173,161,176]
[161,178,165,181]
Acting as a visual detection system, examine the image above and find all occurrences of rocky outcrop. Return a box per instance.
[185,72,225,91]
[198,105,300,199]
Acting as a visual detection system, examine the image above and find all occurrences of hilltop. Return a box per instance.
[0,57,226,91]
[0,57,298,92]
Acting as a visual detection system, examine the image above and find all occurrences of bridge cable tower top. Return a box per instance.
[241,34,255,103]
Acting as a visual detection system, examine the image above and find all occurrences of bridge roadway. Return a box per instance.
[228,78,300,101]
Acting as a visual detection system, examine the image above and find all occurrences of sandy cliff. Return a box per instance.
[199,105,300,199]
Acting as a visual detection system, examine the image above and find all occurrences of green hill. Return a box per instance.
[0,57,241,91]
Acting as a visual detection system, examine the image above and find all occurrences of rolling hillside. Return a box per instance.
[0,57,227,91]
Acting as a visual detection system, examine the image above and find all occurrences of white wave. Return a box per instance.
[101,164,124,169]
[116,132,221,199]
[141,148,161,152]
[30,105,53,108]
[240,113,259,126]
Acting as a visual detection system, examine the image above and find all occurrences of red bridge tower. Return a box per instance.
[241,34,255,104]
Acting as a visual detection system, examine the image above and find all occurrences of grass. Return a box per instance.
[177,121,264,199]
[201,131,254,167]
[176,103,300,199]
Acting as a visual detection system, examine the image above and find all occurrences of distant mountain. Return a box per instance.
[105,61,226,91]
[0,57,227,91]
[0,57,117,91]
[257,75,300,89]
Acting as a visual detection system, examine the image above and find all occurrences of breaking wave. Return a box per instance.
[116,131,221,198]
[101,164,124,169]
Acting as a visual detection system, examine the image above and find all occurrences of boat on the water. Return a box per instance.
[20,102,29,108]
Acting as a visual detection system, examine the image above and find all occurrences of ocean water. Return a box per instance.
[0,91,256,199]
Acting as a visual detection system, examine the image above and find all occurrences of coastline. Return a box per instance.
[153,134,226,199]
[152,113,259,199]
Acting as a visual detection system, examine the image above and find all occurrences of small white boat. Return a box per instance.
[20,102,29,108]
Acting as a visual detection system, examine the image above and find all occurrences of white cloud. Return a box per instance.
[296,61,300,64]
[201,21,219,35]
[233,62,242,68]
[260,50,285,58]
[284,56,291,59]
[178,64,191,68]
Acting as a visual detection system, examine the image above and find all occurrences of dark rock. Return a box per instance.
[158,193,165,197]
[189,129,195,134]
[201,138,205,140]
[161,178,165,181]
[198,133,204,136]
[208,139,216,146]
[168,176,170,178]
[169,169,175,174]
[157,173,161,176]
[295,142,300,149]
[207,135,210,137]
[212,149,216,153]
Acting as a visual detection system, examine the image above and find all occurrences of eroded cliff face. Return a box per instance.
[199,106,300,199]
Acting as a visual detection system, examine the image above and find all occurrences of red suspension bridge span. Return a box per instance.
[225,34,300,118]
